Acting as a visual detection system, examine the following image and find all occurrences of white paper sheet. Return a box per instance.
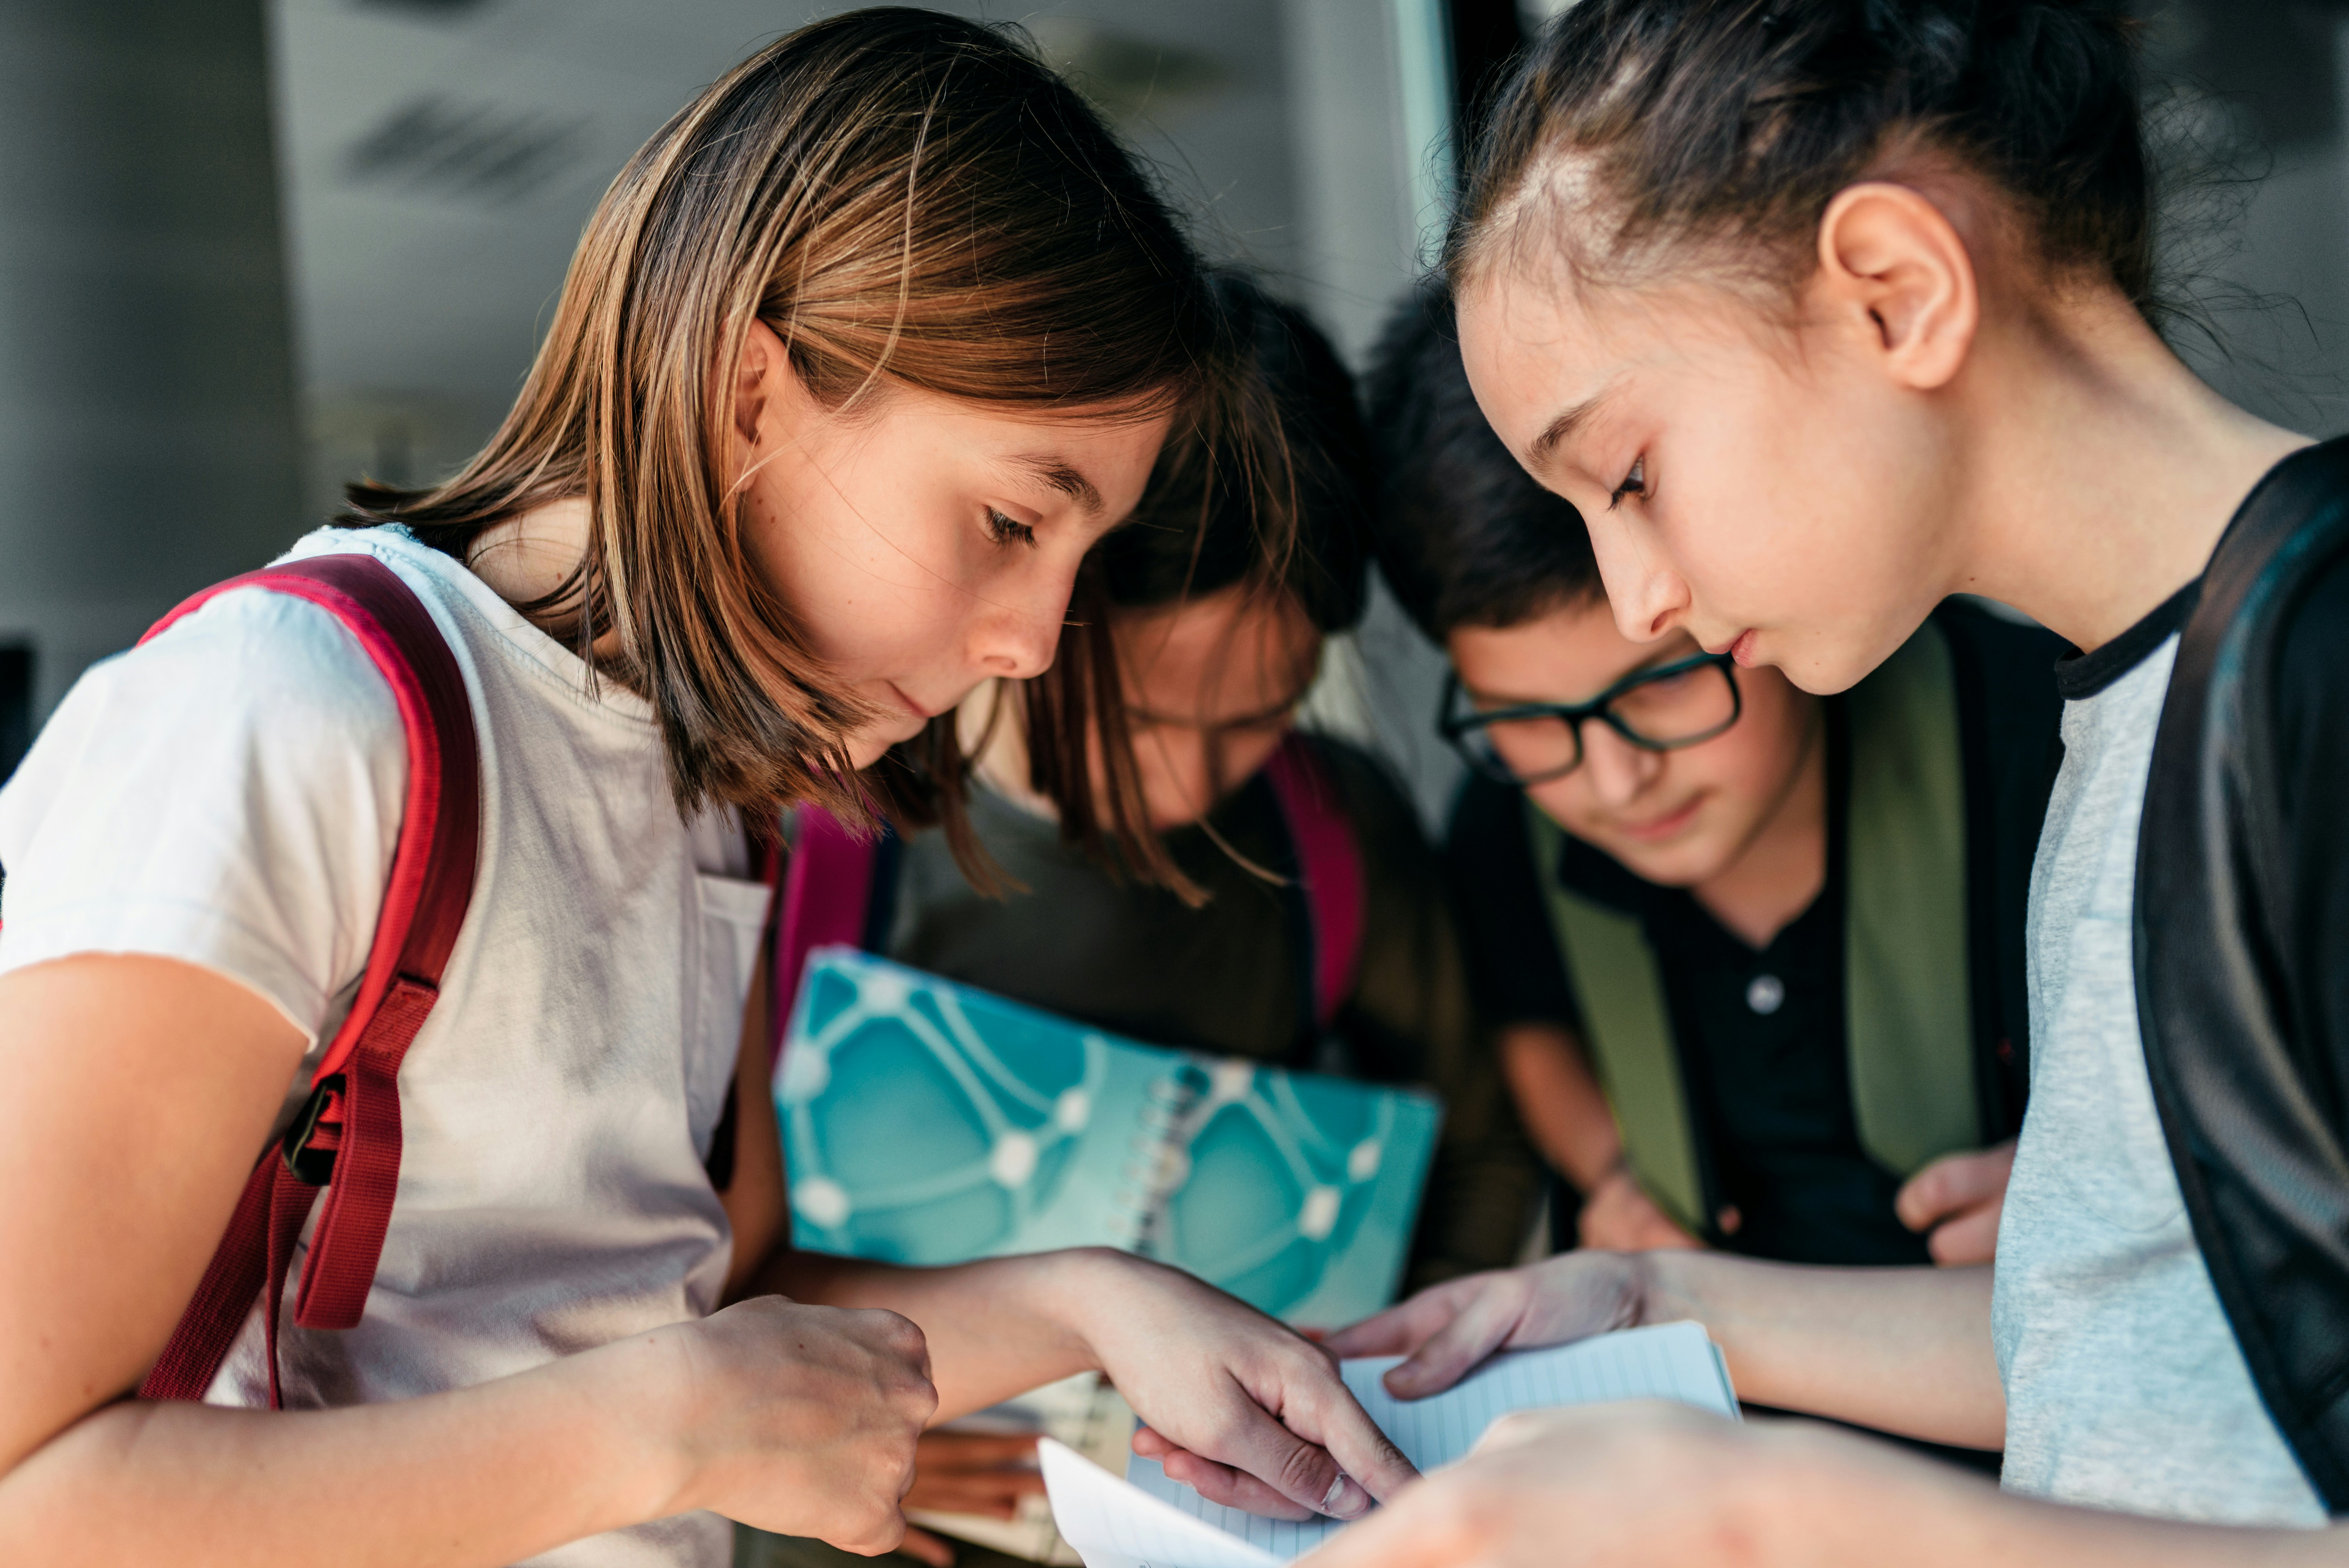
[1045,1322,1737,1568]
[1039,1436,1282,1568]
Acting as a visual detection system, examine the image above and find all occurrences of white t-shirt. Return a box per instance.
[0,526,771,1567]
[1993,601,2326,1526]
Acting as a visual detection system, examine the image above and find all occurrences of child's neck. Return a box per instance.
[961,683,1061,823]
[1953,291,2311,653]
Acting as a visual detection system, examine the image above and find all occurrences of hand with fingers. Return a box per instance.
[1894,1140,2016,1266]
[1291,1401,1827,1568]
[1071,1253,1420,1522]
[659,1295,937,1554]
[1320,1253,1648,1403]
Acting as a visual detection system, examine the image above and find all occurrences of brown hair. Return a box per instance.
[1018,273,1372,900]
[1453,0,2152,311]
[337,7,1215,856]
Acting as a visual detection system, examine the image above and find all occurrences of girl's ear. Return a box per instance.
[1810,181,1980,394]
[733,319,783,452]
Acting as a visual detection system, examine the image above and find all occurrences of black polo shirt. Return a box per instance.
[1446,601,2065,1268]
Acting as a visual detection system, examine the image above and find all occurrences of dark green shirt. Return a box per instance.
[884,739,1538,1287]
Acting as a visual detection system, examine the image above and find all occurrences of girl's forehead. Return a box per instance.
[1456,273,1630,463]
[1458,266,1776,458]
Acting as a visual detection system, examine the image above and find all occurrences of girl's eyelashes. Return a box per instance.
[1608,455,1648,510]
[983,507,1037,548]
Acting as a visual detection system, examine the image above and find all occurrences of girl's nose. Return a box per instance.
[973,583,1069,682]
[1586,517,1693,644]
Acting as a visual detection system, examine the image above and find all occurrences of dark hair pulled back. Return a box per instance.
[1455,0,2152,310]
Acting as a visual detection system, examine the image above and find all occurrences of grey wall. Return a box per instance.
[2145,0,2349,438]
[271,0,1307,516]
[0,0,303,729]
[1280,0,1468,831]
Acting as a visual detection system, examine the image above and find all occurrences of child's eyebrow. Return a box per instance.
[1528,388,1615,470]
[1007,453,1105,517]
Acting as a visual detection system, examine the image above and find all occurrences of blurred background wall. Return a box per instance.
[4,0,2349,816]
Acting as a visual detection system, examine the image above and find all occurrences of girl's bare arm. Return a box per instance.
[1300,1399,2343,1568]
[0,955,930,1566]
[1327,1248,2005,1450]
[1495,1021,1622,1191]
[724,955,1417,1524]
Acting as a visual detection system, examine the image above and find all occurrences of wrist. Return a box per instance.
[1570,1152,1631,1197]
[1732,1423,1867,1568]
[1742,1419,2003,1568]
[1020,1246,1144,1373]
[578,1320,706,1525]
[1623,1246,1708,1329]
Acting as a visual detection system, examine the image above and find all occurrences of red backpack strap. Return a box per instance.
[770,804,880,1068]
[1264,732,1365,1032]
[138,554,481,1406]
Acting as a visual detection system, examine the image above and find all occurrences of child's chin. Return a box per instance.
[1606,834,1722,890]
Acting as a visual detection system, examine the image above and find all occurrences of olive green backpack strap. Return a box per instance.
[1842,617,1980,1172]
[1526,808,1709,1235]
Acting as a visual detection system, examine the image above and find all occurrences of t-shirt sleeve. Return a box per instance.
[0,587,406,1045]
[2276,549,2349,1127]
[1442,772,1581,1031]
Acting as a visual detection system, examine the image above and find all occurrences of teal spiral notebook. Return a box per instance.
[777,945,1442,1326]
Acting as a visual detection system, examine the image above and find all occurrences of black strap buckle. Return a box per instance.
[280,1074,346,1185]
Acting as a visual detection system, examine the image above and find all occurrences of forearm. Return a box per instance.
[1776,1420,2342,1568]
[1640,1253,2003,1447]
[1497,1023,1622,1192]
[0,1335,679,1567]
[763,1246,1109,1419]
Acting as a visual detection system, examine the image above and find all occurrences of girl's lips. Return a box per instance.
[1710,629,1766,666]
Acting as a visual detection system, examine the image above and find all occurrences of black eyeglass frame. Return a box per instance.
[1438,650,1743,785]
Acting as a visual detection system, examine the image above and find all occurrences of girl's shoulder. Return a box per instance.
[86,536,417,761]
[0,533,417,1036]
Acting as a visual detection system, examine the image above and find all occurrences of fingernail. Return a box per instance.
[1320,1474,1369,1519]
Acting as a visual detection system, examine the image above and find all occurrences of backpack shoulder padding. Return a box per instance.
[139,554,480,1408]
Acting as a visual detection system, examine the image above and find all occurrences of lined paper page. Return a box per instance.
[1041,1438,1282,1568]
[1112,1322,1736,1564]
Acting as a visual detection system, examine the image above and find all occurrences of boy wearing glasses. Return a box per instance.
[1367,290,2064,1279]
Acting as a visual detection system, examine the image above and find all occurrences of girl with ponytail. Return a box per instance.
[1301,2,2349,1561]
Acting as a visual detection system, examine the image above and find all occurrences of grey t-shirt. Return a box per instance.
[1992,590,2325,1525]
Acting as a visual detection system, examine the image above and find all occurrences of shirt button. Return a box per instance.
[1746,974,1785,1015]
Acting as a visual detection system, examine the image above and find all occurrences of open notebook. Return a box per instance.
[1041,1322,1738,1568]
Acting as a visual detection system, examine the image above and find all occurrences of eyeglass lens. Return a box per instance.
[1461,661,1738,783]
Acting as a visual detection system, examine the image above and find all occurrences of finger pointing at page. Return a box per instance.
[1083,1258,1418,1518]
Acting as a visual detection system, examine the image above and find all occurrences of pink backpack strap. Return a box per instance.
[1264,732,1365,1031]
[770,804,880,1068]
[138,555,481,1407]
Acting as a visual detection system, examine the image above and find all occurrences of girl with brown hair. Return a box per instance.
[0,12,1410,1565]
